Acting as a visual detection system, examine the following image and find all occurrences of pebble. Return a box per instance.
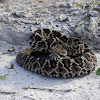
[12,11,25,18]
[60,14,64,21]
[59,14,68,21]
[8,47,15,52]
[72,12,79,16]
[90,11,98,17]
[34,11,41,18]
[10,63,14,69]
[79,10,86,15]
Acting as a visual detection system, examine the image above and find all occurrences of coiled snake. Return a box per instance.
[16,29,97,78]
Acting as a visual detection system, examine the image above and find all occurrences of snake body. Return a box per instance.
[16,29,97,78]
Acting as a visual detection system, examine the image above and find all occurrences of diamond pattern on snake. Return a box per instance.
[16,28,97,78]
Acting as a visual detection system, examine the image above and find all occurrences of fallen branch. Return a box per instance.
[23,87,73,92]
[0,91,16,94]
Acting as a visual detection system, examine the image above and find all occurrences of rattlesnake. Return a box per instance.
[16,29,97,78]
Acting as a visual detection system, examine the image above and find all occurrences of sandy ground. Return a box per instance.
[0,0,100,100]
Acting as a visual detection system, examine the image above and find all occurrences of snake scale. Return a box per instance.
[16,29,97,78]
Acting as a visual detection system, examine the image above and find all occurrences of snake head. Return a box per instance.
[50,37,67,59]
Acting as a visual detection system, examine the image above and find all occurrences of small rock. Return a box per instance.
[12,11,25,18]
[56,25,59,27]
[34,11,41,18]
[6,63,14,69]
[72,12,79,16]
[60,14,68,21]
[60,14,64,20]
[11,63,14,69]
[90,11,98,17]
[8,47,15,52]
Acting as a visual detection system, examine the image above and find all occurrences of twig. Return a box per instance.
[23,87,73,92]
[21,21,39,25]
[0,91,35,100]
[21,95,35,100]
[0,91,16,95]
